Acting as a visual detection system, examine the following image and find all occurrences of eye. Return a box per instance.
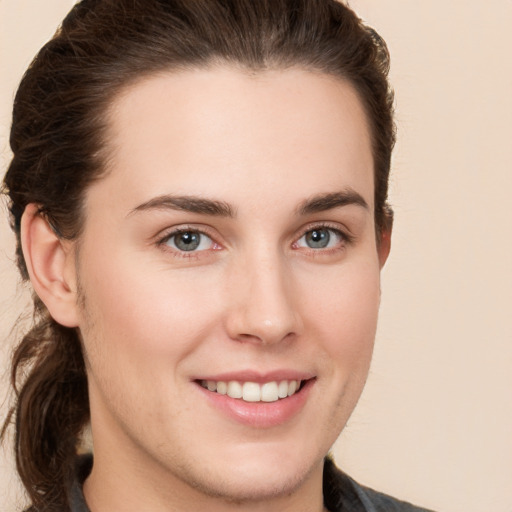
[296,227,345,250]
[163,230,214,252]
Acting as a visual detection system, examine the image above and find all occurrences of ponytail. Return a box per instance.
[2,299,88,510]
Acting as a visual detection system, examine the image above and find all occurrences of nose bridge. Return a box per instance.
[226,246,301,345]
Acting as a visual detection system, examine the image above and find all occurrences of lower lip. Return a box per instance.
[196,379,314,428]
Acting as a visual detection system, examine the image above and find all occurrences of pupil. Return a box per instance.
[306,229,330,248]
[176,232,200,251]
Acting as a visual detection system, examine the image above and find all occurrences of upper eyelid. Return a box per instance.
[295,222,353,241]
[156,224,217,243]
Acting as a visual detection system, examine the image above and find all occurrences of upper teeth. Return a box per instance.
[200,380,301,402]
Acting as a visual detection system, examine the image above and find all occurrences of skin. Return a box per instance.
[22,67,390,511]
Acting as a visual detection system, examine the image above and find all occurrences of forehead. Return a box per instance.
[95,66,374,211]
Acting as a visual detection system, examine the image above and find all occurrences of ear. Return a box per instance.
[378,226,392,269]
[21,204,80,327]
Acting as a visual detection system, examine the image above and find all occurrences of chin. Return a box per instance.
[187,458,318,503]
[174,442,325,503]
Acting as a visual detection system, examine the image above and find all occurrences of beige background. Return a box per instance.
[1,1,511,510]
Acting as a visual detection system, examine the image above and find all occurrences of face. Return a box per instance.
[75,67,387,506]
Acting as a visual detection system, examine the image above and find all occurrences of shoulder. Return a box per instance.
[352,482,435,512]
[23,455,93,512]
[68,454,93,512]
[323,457,435,512]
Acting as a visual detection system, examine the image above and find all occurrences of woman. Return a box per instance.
[1,0,432,510]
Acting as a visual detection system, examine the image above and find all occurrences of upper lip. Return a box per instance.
[193,370,315,383]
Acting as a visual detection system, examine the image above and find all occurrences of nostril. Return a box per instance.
[235,330,296,346]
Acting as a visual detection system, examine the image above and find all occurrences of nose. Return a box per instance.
[224,252,303,346]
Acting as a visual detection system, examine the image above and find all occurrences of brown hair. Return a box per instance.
[1,0,395,509]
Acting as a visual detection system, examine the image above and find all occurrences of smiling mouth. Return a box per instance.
[198,379,305,403]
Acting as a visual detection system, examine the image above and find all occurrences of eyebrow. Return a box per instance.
[129,194,235,217]
[129,189,368,219]
[297,190,369,216]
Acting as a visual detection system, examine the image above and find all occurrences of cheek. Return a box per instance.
[78,251,222,361]
[300,259,381,364]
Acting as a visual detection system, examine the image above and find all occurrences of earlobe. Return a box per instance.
[21,204,80,327]
[378,227,392,269]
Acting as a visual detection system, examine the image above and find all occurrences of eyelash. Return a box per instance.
[156,223,353,259]
[293,223,354,254]
[157,226,219,259]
